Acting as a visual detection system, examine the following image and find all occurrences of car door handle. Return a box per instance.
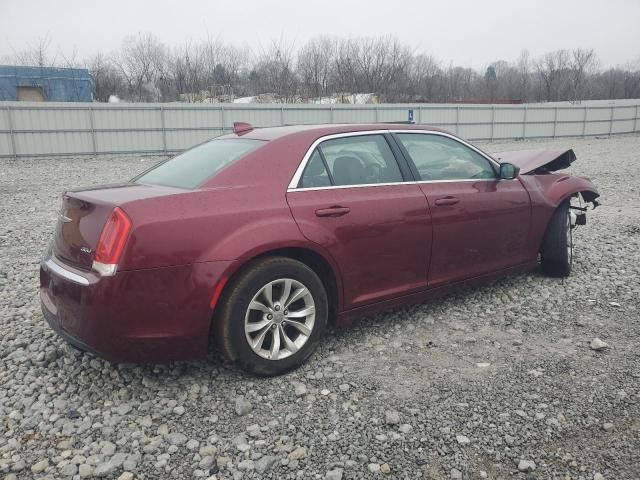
[434,196,460,206]
[315,206,351,217]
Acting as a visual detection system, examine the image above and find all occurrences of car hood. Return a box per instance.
[492,148,576,174]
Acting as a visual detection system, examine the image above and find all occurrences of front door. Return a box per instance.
[393,132,531,286]
[286,133,432,309]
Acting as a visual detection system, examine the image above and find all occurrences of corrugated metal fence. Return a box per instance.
[1,101,639,159]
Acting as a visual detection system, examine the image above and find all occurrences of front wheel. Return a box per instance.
[540,200,573,277]
[213,257,328,376]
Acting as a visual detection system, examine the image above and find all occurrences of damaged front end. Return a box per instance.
[494,147,600,210]
[493,148,577,174]
[570,200,591,227]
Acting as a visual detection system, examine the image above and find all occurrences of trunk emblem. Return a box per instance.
[58,211,72,223]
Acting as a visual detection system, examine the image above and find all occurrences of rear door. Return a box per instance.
[393,132,531,286]
[286,132,432,309]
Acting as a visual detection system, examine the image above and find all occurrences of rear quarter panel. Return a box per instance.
[119,186,307,269]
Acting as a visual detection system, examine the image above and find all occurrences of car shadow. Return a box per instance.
[51,264,557,384]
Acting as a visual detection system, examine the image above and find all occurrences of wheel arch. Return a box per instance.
[539,187,598,248]
[537,175,599,251]
[210,245,343,329]
[551,189,599,210]
[545,175,599,209]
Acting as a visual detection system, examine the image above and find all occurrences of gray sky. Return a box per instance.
[1,0,639,68]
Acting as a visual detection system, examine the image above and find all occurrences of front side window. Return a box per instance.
[135,138,263,189]
[396,133,496,181]
[299,134,403,188]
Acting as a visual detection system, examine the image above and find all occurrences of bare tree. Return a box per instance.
[380,37,414,101]
[115,33,167,101]
[408,54,442,101]
[253,39,298,102]
[621,60,640,98]
[445,65,477,101]
[485,65,498,101]
[355,36,413,100]
[217,44,251,94]
[169,39,206,99]
[6,34,58,67]
[332,38,359,100]
[297,36,336,101]
[7,30,637,104]
[516,50,530,102]
[569,48,598,102]
[86,53,126,101]
[535,49,571,101]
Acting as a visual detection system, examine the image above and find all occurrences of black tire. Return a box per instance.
[213,256,328,376]
[540,200,573,277]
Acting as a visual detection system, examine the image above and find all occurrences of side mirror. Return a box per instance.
[499,162,519,180]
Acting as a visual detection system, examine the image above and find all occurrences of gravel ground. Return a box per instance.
[1,134,639,480]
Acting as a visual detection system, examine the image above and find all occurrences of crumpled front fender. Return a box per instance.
[544,175,600,207]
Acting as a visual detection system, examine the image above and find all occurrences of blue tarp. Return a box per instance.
[0,65,92,102]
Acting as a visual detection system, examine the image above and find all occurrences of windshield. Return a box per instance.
[135,138,263,189]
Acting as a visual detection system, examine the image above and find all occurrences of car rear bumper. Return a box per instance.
[40,255,232,363]
[42,302,104,356]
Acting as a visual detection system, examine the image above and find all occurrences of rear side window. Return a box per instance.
[396,133,495,181]
[300,134,403,188]
[135,139,263,189]
[300,150,332,188]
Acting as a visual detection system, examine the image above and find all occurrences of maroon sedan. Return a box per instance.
[40,123,599,375]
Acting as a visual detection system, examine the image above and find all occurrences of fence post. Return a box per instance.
[88,105,97,156]
[6,105,17,160]
[582,106,587,137]
[608,106,614,136]
[160,106,167,155]
[635,105,639,133]
[280,105,285,126]
[522,105,527,139]
[490,106,495,141]
[220,104,226,134]
[455,106,460,135]
[374,105,379,123]
[329,104,334,124]
[552,106,558,138]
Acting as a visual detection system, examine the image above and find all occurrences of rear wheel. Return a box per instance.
[540,200,573,277]
[214,257,328,376]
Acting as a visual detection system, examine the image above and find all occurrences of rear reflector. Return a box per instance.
[93,207,131,276]
[209,275,229,309]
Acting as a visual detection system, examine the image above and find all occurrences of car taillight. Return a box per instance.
[92,207,132,277]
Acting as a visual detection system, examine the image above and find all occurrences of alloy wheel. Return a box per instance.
[244,278,316,360]
[566,210,573,265]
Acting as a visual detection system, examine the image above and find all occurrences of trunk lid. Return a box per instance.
[492,148,576,174]
[52,182,186,270]
[53,194,113,270]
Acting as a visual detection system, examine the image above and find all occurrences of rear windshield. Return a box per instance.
[135,138,263,189]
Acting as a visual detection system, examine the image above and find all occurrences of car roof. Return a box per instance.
[217,123,452,142]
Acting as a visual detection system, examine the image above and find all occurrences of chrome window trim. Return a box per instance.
[43,257,90,286]
[287,129,501,191]
[287,130,392,190]
[391,130,501,169]
[288,181,412,193]
[286,178,499,193]
[416,178,499,184]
